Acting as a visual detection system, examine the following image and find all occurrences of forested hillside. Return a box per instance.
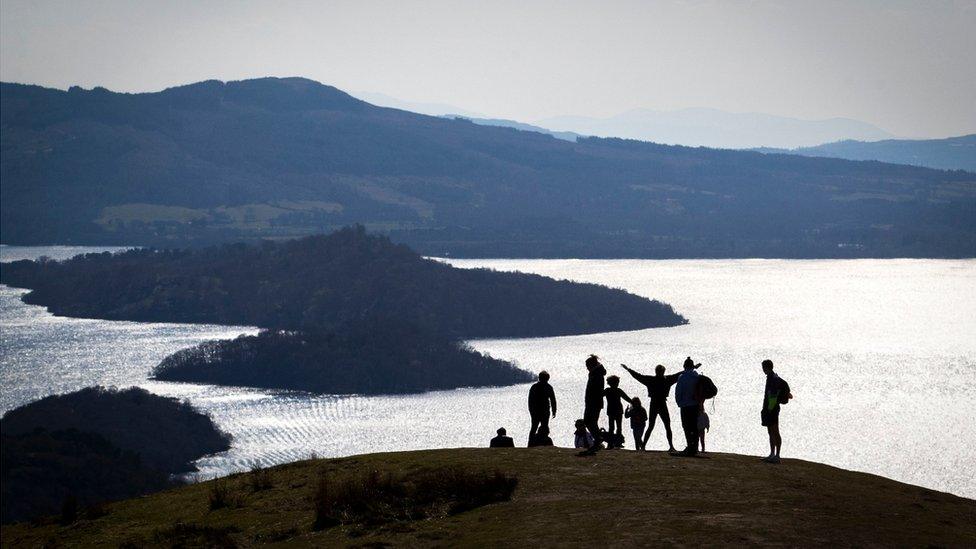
[0,226,684,337]
[2,78,973,257]
[1,387,230,523]
[153,322,535,394]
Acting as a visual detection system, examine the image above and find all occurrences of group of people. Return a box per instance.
[490,355,791,463]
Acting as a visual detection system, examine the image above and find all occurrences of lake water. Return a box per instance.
[1,246,974,498]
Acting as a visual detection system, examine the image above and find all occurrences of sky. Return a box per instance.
[2,0,974,138]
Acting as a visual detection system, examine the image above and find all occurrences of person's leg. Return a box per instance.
[643,407,658,449]
[632,426,643,450]
[699,431,705,452]
[540,412,550,433]
[584,408,602,448]
[771,424,781,457]
[612,415,622,446]
[529,415,540,446]
[660,404,676,451]
[680,406,698,455]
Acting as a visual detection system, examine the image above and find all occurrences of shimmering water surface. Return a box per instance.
[1,246,974,498]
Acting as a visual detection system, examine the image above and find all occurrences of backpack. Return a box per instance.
[777,378,792,405]
[696,375,718,400]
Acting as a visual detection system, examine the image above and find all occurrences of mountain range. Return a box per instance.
[754,134,976,172]
[537,108,894,149]
[1,77,974,257]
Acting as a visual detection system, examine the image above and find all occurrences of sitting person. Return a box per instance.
[530,425,554,447]
[490,427,515,448]
[574,419,594,449]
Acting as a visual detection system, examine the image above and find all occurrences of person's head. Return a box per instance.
[607,375,620,387]
[538,370,550,382]
[683,357,696,370]
[762,359,774,375]
[538,425,550,436]
[655,364,666,376]
[631,396,642,407]
[574,419,585,430]
[585,354,601,370]
[497,427,507,436]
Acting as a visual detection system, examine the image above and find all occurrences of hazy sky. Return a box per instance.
[2,0,974,137]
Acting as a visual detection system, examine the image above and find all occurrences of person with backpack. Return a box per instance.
[673,356,703,456]
[527,370,557,446]
[761,359,792,463]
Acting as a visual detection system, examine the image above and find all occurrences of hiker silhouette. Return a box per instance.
[674,356,703,456]
[580,354,607,453]
[490,427,514,448]
[527,370,557,446]
[622,363,681,452]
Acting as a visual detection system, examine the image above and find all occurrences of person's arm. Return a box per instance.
[548,385,557,417]
[622,364,653,387]
[666,372,681,387]
[620,388,633,404]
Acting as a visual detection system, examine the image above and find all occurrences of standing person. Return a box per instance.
[622,363,681,452]
[527,370,557,446]
[490,427,514,448]
[673,357,702,456]
[761,359,791,463]
[697,410,710,453]
[580,354,607,454]
[603,375,631,448]
[625,397,649,451]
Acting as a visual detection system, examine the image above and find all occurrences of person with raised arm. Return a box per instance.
[621,362,681,452]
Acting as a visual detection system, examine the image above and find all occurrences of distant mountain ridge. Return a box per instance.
[537,107,894,149]
[441,115,581,142]
[1,77,974,257]
[753,134,976,172]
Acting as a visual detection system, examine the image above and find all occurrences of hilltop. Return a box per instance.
[2,78,974,257]
[2,448,973,547]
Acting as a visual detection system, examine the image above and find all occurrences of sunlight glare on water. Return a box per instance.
[1,246,974,498]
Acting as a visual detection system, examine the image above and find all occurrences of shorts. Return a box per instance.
[761,408,780,427]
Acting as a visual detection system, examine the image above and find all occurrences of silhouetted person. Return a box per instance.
[761,359,791,463]
[674,357,702,456]
[580,354,607,454]
[529,424,554,447]
[490,427,514,448]
[527,370,557,446]
[622,363,681,452]
[574,419,594,449]
[698,409,710,453]
[603,375,631,448]
[625,397,648,451]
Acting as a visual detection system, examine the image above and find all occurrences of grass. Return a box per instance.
[3,448,974,547]
[311,467,517,530]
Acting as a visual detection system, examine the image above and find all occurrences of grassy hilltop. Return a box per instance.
[4,448,973,547]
